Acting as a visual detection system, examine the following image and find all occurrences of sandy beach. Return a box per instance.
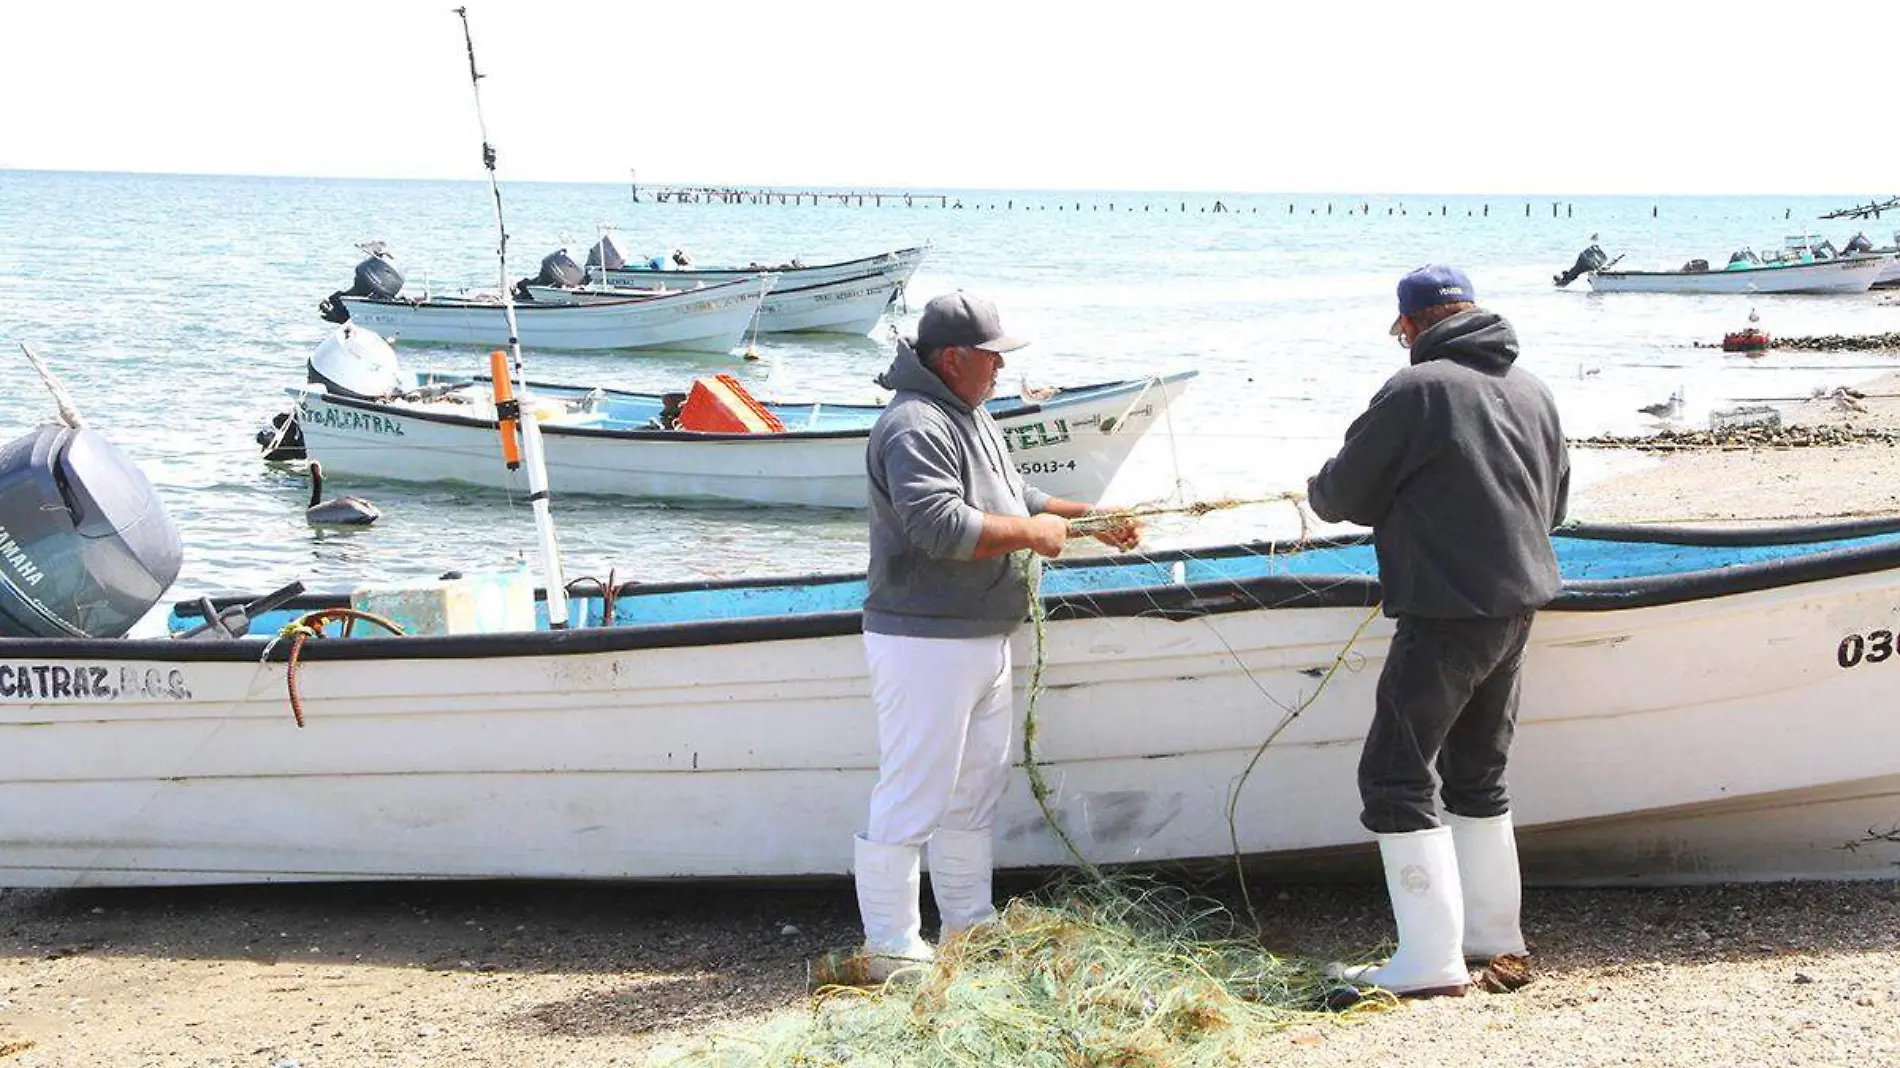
[6,370,1900,1067]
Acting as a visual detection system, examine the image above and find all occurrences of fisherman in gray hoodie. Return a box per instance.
[846,292,1139,982]
[1308,265,1568,999]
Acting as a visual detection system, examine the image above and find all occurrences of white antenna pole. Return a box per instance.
[454,6,570,629]
[19,343,86,428]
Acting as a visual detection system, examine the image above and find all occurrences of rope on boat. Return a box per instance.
[262,609,407,727]
[1223,604,1381,920]
[1067,491,1311,540]
[1019,492,1326,891]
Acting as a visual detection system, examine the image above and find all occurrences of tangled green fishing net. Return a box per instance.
[666,875,1369,1068]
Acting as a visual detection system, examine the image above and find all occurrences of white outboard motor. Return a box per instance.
[0,425,182,639]
[318,249,406,323]
[308,323,413,400]
[586,232,631,272]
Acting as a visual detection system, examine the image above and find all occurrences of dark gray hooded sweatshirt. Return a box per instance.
[863,342,1053,637]
[1307,309,1569,619]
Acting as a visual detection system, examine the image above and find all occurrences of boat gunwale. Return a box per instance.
[339,274,769,313]
[1592,256,1889,280]
[292,372,1199,444]
[79,517,1900,665]
[592,246,926,282]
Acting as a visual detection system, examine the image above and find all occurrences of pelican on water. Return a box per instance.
[305,461,380,526]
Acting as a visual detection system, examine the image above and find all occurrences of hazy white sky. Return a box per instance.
[2,0,1890,195]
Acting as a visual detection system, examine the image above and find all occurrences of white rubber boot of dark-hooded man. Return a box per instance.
[927,826,998,938]
[1445,811,1527,961]
[850,834,935,982]
[1329,826,1470,998]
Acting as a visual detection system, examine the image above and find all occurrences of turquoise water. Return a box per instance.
[2,169,1896,598]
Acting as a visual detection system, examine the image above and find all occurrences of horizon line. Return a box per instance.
[0,165,1884,203]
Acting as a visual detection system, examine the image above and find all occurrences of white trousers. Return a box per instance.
[862,631,1015,848]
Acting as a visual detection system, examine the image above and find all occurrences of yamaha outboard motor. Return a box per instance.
[1552,244,1609,288]
[0,425,182,639]
[586,232,630,272]
[306,322,412,400]
[514,248,585,300]
[318,251,405,324]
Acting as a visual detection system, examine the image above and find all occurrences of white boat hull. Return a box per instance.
[293,374,1193,508]
[1588,255,1886,294]
[528,270,901,336]
[338,280,764,352]
[5,554,1900,887]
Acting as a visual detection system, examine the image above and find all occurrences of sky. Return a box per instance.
[2,0,1892,195]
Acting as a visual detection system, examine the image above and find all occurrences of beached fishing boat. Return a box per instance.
[528,269,902,336]
[1584,252,1887,294]
[4,518,1900,888]
[332,275,768,353]
[284,358,1197,507]
[591,244,927,292]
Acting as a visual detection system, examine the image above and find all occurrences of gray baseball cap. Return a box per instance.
[913,291,1028,354]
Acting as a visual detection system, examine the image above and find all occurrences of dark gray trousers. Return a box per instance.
[1358,612,1536,835]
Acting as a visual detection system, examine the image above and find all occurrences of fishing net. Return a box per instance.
[663,496,1394,1068]
[668,874,1373,1068]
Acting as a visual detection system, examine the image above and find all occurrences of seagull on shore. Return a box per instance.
[1639,387,1685,421]
[1812,385,1869,414]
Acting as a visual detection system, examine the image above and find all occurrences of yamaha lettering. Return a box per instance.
[0,523,46,587]
[0,663,190,701]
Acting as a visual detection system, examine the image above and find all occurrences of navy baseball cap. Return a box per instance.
[1389,264,1476,335]
[913,292,1028,354]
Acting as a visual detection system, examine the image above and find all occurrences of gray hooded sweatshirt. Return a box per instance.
[863,342,1053,637]
[1307,308,1569,619]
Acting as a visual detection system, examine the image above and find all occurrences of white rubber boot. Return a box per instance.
[1445,810,1528,961]
[1330,826,1468,997]
[927,827,998,937]
[851,834,935,982]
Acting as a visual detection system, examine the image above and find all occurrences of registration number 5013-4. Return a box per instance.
[1016,460,1077,475]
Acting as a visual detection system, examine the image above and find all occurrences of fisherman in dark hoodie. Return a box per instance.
[846,292,1139,982]
[1308,265,1569,999]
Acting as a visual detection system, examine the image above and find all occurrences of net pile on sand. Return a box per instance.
[669,876,1373,1068]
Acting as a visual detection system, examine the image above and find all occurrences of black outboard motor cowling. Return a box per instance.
[0,425,182,639]
[586,233,630,271]
[319,253,406,323]
[1553,244,1609,288]
[1846,232,1875,254]
[514,249,585,299]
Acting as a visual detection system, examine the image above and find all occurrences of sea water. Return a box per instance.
[2,169,1895,596]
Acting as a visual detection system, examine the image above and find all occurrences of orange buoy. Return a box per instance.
[489,350,522,469]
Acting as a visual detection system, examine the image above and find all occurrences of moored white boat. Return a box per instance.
[337,276,768,352]
[289,369,1197,508]
[1587,254,1886,294]
[6,519,1900,888]
[528,269,902,335]
[592,245,927,292]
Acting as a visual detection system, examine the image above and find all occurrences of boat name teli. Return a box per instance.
[0,663,192,702]
[298,403,407,437]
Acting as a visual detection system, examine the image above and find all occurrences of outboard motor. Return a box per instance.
[307,322,412,400]
[1845,232,1875,254]
[319,250,405,324]
[513,248,585,300]
[0,425,182,639]
[586,232,630,272]
[1552,244,1609,288]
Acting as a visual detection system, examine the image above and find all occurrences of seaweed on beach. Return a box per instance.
[664,875,1371,1068]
